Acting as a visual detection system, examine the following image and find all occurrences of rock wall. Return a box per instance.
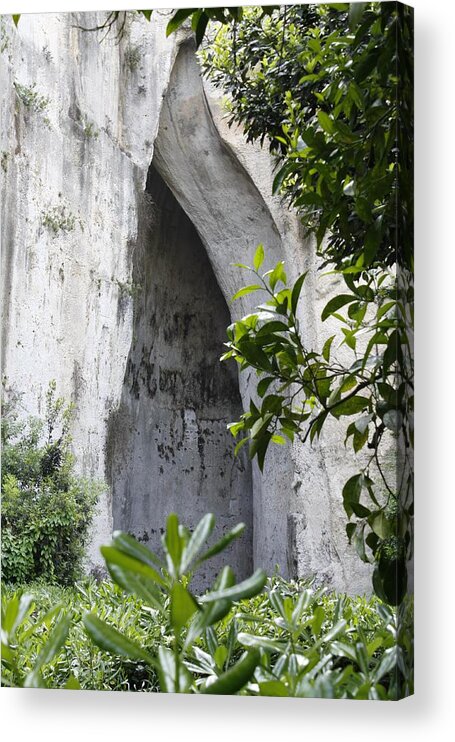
[1,11,372,593]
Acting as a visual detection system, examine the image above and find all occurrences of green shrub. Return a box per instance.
[1,572,412,698]
[1,581,160,691]
[1,381,100,585]
[82,513,412,698]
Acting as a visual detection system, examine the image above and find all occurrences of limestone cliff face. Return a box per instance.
[1,11,372,592]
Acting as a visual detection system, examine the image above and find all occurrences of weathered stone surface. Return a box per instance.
[1,11,373,593]
[107,163,253,587]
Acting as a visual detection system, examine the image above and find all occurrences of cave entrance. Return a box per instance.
[110,162,253,586]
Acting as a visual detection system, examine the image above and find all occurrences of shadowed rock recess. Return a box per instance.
[106,163,253,586]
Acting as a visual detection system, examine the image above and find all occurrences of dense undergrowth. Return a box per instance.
[1,382,100,585]
[2,575,412,698]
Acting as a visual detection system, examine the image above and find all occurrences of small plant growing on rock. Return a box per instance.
[124,44,141,73]
[14,81,49,112]
[116,278,142,299]
[42,205,76,234]
[82,117,99,139]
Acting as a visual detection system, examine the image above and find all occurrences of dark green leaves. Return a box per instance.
[32,613,71,671]
[349,2,368,29]
[191,10,210,47]
[321,294,356,321]
[170,583,199,632]
[81,513,272,694]
[317,110,336,134]
[291,272,307,315]
[202,649,260,694]
[200,569,267,604]
[100,545,166,588]
[165,513,183,576]
[166,8,196,36]
[331,395,369,418]
[83,614,156,665]
[342,474,363,519]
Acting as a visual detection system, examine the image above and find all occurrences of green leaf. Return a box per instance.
[170,583,199,632]
[101,546,166,587]
[111,530,163,569]
[253,244,265,271]
[353,425,369,453]
[157,645,192,693]
[234,437,249,455]
[383,409,403,432]
[317,110,335,134]
[364,223,381,265]
[191,8,202,30]
[12,14,20,28]
[64,674,81,690]
[106,564,164,612]
[3,594,34,638]
[200,569,267,604]
[353,524,369,563]
[272,161,296,194]
[268,261,287,291]
[256,320,289,337]
[23,670,46,689]
[316,619,347,646]
[165,513,183,575]
[238,633,287,653]
[321,295,356,321]
[32,613,71,672]
[369,511,392,540]
[232,284,263,301]
[259,680,289,697]
[373,646,398,683]
[195,523,246,565]
[291,272,307,315]
[343,179,355,197]
[331,396,369,419]
[250,412,273,439]
[311,605,325,637]
[257,376,275,397]
[350,501,371,518]
[83,614,156,666]
[322,335,335,361]
[348,81,365,110]
[202,649,260,695]
[138,10,153,22]
[342,474,363,518]
[194,11,209,47]
[349,2,368,29]
[185,599,232,648]
[237,340,272,371]
[166,8,196,36]
[346,523,356,543]
[180,513,215,573]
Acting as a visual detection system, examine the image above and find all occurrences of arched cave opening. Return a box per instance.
[107,162,253,586]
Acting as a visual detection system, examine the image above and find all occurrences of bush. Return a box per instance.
[1,512,413,697]
[1,581,159,691]
[1,381,100,585]
[1,574,412,698]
